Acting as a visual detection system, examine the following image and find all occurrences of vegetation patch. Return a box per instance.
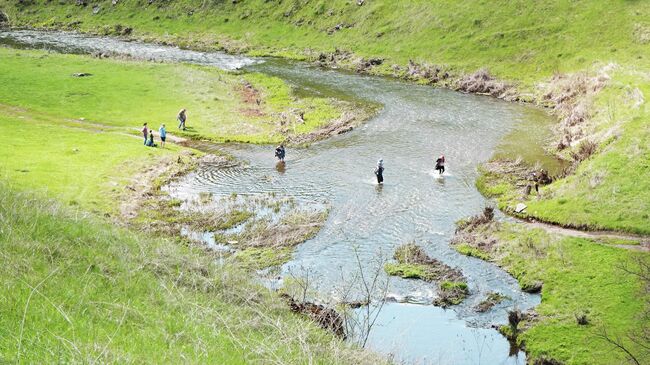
[451,207,500,259]
[455,243,491,261]
[384,243,468,307]
[147,187,329,270]
[233,246,293,271]
[229,208,328,250]
[384,243,464,283]
[475,292,509,313]
[433,281,470,307]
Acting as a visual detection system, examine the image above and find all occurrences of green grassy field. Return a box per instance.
[454,221,648,364]
[0,47,358,144]
[0,187,380,364]
[0,108,184,213]
[501,225,648,365]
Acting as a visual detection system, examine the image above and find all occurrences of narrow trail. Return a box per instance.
[131,128,188,144]
[522,220,650,252]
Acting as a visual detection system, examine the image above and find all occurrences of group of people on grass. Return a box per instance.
[140,109,187,148]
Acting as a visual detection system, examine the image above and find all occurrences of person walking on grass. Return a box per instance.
[177,108,187,130]
[374,158,384,184]
[141,123,149,145]
[159,124,167,148]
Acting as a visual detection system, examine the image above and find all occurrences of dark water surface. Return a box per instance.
[0,29,561,364]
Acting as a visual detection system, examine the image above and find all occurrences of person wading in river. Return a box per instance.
[374,158,384,184]
[435,155,445,175]
[141,123,149,145]
[159,124,167,148]
[275,144,286,162]
[177,108,187,130]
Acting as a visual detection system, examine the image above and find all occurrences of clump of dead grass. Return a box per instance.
[541,71,609,151]
[456,68,517,100]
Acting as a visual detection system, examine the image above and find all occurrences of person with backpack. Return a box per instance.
[275,144,286,162]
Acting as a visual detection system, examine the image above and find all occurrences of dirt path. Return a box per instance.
[132,128,188,144]
[522,220,650,252]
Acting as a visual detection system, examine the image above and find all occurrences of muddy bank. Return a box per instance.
[280,293,346,338]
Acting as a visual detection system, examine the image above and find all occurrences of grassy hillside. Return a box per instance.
[0,187,379,364]
[2,0,648,83]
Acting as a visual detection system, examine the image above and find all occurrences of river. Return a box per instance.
[0,29,562,365]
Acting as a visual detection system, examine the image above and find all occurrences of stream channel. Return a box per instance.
[0,29,565,365]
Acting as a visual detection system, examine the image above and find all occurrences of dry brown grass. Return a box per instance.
[541,71,608,151]
[456,68,517,100]
[451,208,500,254]
[234,209,328,249]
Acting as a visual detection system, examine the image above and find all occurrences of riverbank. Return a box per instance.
[451,211,649,364]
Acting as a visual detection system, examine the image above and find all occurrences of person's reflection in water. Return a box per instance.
[275,161,286,174]
[375,183,384,194]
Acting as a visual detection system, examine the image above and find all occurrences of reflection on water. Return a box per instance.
[366,303,526,365]
[0,29,556,365]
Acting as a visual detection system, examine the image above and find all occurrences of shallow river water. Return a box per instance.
[0,29,563,364]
